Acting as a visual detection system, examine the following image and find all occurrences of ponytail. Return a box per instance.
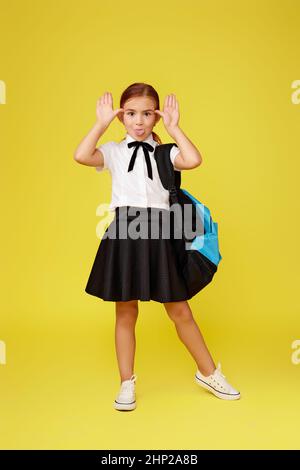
[152,131,162,144]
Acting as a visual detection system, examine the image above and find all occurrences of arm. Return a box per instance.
[73,120,107,168]
[154,93,203,170]
[73,91,123,168]
[169,126,203,170]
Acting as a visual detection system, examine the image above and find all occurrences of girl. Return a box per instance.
[74,83,240,411]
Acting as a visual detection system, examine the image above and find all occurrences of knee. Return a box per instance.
[115,300,139,324]
[164,301,193,323]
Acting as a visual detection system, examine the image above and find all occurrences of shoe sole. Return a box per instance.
[195,375,240,400]
[114,400,136,411]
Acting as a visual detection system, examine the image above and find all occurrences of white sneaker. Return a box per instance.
[195,363,240,400]
[114,374,137,411]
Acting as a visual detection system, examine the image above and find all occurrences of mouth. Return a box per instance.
[134,129,144,135]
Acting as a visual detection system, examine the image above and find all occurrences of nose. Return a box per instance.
[135,115,143,125]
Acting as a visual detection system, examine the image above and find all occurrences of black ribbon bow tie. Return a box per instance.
[127,141,154,180]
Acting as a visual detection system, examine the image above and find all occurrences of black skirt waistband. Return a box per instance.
[115,206,171,222]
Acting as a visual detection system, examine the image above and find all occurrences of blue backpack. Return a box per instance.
[154,143,222,297]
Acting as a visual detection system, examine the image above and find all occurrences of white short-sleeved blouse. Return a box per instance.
[95,132,181,213]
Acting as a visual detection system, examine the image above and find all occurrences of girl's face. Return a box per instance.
[119,96,160,140]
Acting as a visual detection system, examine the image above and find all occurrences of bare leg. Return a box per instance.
[115,300,139,383]
[164,300,216,376]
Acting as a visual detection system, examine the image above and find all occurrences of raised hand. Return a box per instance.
[96,92,124,127]
[154,93,180,131]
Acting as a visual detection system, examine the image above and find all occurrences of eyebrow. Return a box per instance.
[125,109,154,112]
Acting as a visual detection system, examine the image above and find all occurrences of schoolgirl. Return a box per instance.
[74,82,241,411]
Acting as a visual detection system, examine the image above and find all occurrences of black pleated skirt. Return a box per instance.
[85,206,192,303]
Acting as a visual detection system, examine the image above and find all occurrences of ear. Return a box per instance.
[154,113,161,125]
[117,111,124,124]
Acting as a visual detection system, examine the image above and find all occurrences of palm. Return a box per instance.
[96,92,123,125]
[155,94,179,129]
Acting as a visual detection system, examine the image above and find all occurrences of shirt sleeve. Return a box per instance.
[169,145,182,172]
[95,141,115,172]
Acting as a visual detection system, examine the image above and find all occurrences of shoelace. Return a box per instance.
[198,363,238,395]
[215,363,226,379]
[209,363,227,390]
[120,374,137,393]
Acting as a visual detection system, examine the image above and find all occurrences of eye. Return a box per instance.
[126,112,152,116]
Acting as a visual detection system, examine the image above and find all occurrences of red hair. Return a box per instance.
[118,82,162,144]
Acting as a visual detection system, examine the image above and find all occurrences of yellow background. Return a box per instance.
[1,0,300,450]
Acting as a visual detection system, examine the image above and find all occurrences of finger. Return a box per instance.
[172,94,178,109]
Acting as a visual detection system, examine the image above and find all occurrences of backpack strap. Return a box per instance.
[154,143,181,205]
